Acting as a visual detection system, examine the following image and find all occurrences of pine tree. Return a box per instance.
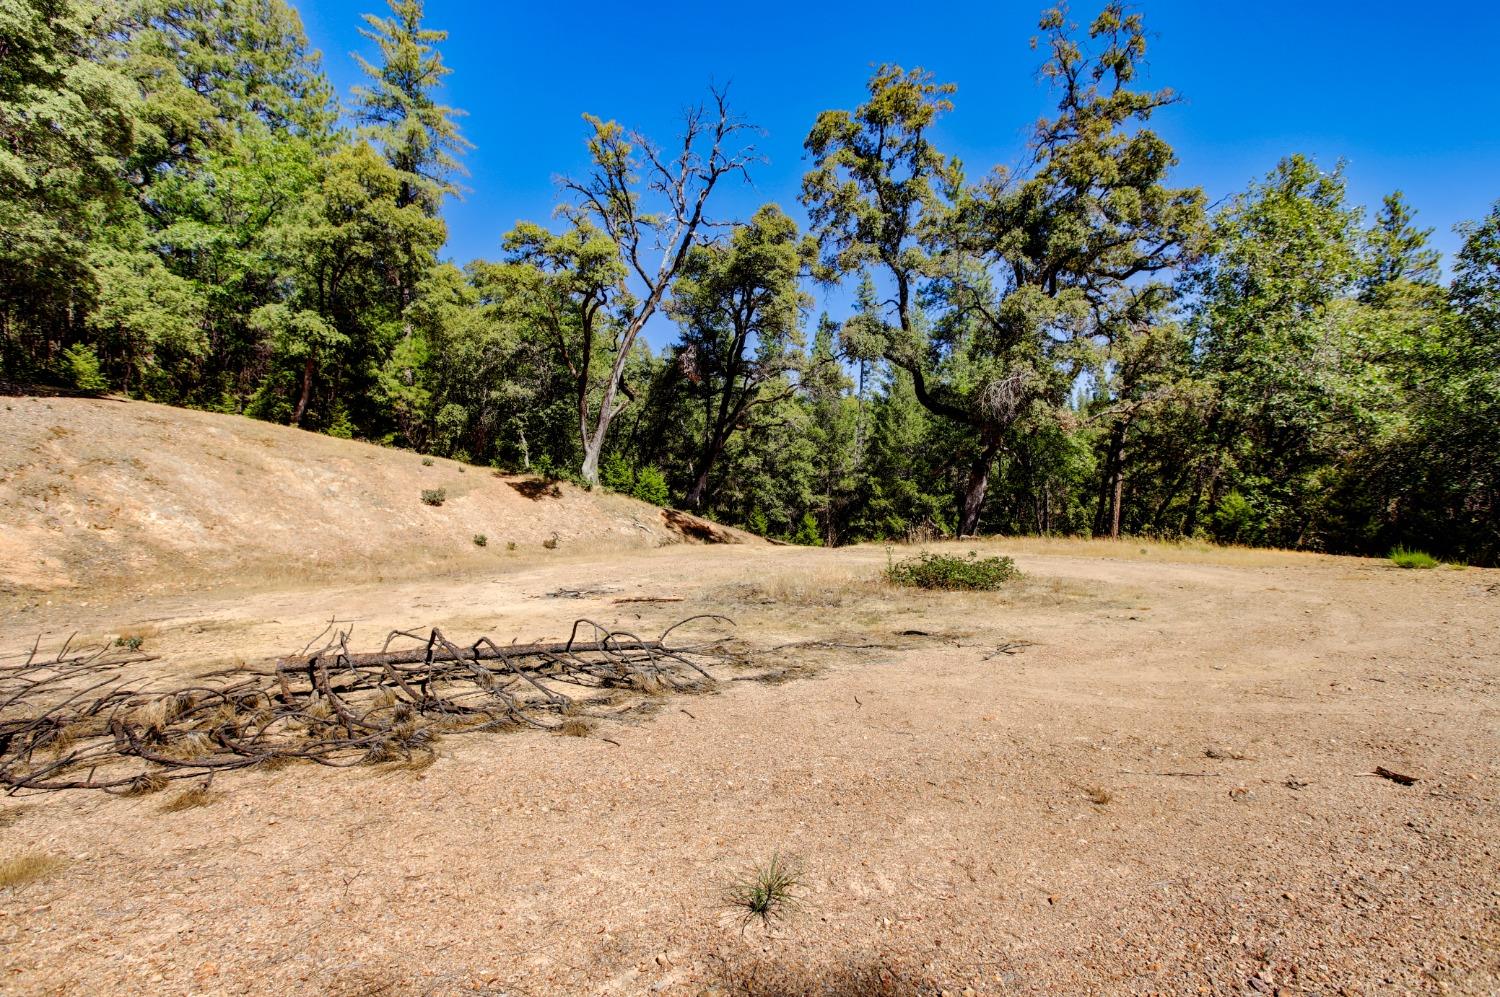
[351,0,471,216]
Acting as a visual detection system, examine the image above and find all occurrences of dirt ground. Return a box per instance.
[1,533,1497,996]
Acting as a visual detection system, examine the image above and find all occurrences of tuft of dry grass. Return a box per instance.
[557,717,594,737]
[159,785,217,812]
[122,771,171,796]
[1083,786,1113,805]
[719,568,885,611]
[0,854,65,891]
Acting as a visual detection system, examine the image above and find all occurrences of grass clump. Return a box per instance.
[557,717,594,737]
[472,533,487,547]
[0,854,65,891]
[724,853,803,930]
[1389,546,1438,570]
[421,456,434,466]
[159,785,217,813]
[420,487,446,507]
[885,549,1020,590]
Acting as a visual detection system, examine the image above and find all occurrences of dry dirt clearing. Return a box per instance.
[0,535,1496,996]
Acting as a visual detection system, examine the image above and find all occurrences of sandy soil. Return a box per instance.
[1,534,1496,996]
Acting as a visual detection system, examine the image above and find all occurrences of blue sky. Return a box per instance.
[296,0,1498,313]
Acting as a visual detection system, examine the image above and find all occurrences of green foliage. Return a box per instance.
[631,466,670,507]
[723,853,803,930]
[472,533,487,547]
[790,512,824,547]
[885,549,1021,590]
[0,0,1493,566]
[62,345,108,395]
[599,453,634,493]
[1389,547,1438,570]
[327,407,355,439]
[419,488,445,506]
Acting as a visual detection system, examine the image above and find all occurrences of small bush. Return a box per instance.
[62,344,108,395]
[115,634,145,652]
[472,533,487,547]
[1389,546,1438,570]
[724,853,803,930]
[790,512,824,547]
[420,488,446,507]
[885,549,1020,590]
[632,466,670,506]
[326,407,354,439]
[600,453,634,493]
[421,457,434,467]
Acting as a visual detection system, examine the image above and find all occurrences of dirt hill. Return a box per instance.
[0,395,753,597]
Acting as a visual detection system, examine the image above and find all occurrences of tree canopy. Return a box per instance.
[2,0,1495,564]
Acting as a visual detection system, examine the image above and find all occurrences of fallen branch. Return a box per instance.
[0,616,733,795]
[1373,766,1417,786]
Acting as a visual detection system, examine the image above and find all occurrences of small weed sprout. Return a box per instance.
[885,549,1020,590]
[724,853,803,931]
[473,533,488,547]
[506,541,517,551]
[1389,546,1438,569]
[420,488,446,507]
[115,634,145,652]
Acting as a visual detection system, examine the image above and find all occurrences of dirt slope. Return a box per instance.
[0,395,753,599]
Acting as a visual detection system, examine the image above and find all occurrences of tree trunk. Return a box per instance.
[1110,465,1125,538]
[292,356,315,427]
[958,441,1001,537]
[580,433,604,488]
[685,469,711,510]
[1107,420,1128,538]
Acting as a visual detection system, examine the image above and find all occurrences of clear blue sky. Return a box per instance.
[297,0,1498,303]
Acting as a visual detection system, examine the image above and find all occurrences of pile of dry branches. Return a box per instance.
[0,616,731,795]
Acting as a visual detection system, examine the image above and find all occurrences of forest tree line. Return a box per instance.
[3,1,1497,562]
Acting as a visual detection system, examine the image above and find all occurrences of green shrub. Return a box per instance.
[746,509,769,536]
[885,549,1020,590]
[1389,546,1438,570]
[472,533,487,547]
[420,488,446,507]
[632,466,670,506]
[421,457,434,467]
[62,344,108,395]
[790,511,824,547]
[600,453,634,493]
[326,407,354,439]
